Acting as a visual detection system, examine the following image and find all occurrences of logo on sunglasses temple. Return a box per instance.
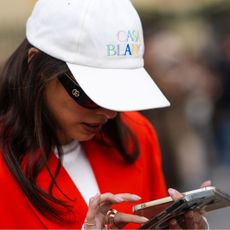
[72,89,80,97]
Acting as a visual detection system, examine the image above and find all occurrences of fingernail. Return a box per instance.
[131,195,142,201]
[94,193,100,198]
[139,217,149,223]
[114,195,124,202]
[168,188,177,196]
[90,193,100,202]
[168,188,183,200]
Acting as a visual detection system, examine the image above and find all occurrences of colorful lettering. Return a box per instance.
[107,44,116,56]
[106,30,142,56]
[132,44,141,55]
[117,31,126,42]
[124,44,132,55]
[132,30,140,42]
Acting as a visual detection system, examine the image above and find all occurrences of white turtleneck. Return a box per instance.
[55,140,100,205]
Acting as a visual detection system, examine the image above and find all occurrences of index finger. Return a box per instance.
[100,193,141,204]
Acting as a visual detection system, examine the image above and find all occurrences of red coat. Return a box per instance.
[0,112,167,229]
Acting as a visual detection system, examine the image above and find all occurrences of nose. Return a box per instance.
[96,107,118,119]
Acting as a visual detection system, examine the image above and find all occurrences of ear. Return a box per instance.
[28,47,39,63]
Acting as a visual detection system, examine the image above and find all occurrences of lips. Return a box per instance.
[81,122,103,134]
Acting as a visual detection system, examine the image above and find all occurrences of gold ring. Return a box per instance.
[106,208,118,227]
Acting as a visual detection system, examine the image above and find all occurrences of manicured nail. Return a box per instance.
[168,188,177,196]
[94,193,100,198]
[205,180,212,185]
[168,188,184,200]
[114,195,124,202]
[90,193,100,202]
[131,194,142,201]
[139,217,149,223]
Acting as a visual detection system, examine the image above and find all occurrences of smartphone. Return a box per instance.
[133,186,230,229]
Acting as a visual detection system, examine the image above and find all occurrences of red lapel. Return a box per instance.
[83,140,142,213]
[27,139,142,228]
[29,154,88,229]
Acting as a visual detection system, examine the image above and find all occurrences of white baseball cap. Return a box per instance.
[26,0,170,111]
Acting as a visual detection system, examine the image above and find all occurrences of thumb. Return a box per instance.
[168,188,183,201]
[200,180,212,188]
[85,194,100,229]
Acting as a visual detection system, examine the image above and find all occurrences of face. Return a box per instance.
[44,79,117,145]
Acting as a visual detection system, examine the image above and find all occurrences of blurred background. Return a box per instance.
[0,0,230,228]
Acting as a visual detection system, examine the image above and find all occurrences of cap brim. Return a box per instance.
[67,63,170,112]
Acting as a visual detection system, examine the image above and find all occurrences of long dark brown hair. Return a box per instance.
[0,39,139,223]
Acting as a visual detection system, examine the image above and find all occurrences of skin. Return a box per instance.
[167,180,211,230]
[85,193,149,229]
[41,65,149,228]
[43,70,148,228]
[83,181,211,229]
[29,48,117,145]
[44,78,117,144]
[29,48,209,229]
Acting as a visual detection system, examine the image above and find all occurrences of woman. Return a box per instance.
[0,0,208,229]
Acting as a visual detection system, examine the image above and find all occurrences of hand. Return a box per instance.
[167,180,211,229]
[84,193,149,229]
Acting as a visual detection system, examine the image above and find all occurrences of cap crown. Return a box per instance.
[26,0,144,69]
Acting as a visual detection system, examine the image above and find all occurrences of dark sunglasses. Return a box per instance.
[58,73,100,109]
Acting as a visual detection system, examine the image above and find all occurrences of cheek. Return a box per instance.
[52,106,96,143]
[44,81,95,142]
[46,91,83,128]
[45,80,82,124]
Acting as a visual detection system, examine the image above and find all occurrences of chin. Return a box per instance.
[77,133,96,142]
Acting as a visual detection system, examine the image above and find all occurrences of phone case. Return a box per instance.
[134,186,230,229]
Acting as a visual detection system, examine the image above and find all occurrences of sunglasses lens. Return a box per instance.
[58,73,99,109]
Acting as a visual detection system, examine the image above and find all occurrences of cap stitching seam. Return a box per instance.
[76,0,96,52]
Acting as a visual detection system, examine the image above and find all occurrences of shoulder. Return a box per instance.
[120,111,158,140]
[0,150,23,207]
[0,150,27,200]
[121,112,162,163]
[0,150,18,194]
[121,111,152,128]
